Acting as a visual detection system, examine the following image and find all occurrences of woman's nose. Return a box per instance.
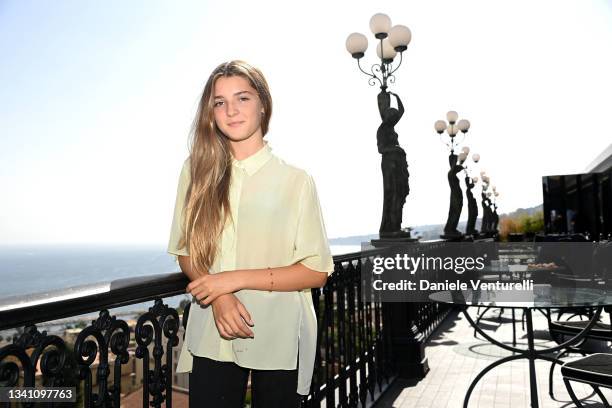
[226,101,239,116]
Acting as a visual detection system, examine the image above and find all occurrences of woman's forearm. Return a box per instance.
[178,255,206,281]
[230,263,328,292]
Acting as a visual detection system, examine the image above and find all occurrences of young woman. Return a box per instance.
[167,60,334,407]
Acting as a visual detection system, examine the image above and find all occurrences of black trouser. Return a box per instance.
[189,356,301,407]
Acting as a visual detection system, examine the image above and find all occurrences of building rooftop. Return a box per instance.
[585,143,612,173]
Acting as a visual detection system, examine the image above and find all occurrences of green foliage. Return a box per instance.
[519,210,545,234]
[500,211,544,241]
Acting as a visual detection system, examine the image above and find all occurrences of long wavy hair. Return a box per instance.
[179,60,273,275]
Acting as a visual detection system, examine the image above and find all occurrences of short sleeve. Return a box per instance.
[292,173,334,275]
[167,159,191,257]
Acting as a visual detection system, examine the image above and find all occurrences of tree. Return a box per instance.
[499,211,544,241]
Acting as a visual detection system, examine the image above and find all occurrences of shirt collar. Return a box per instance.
[231,141,273,176]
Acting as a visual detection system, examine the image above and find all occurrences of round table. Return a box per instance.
[430,285,610,408]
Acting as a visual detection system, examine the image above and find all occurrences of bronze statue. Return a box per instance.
[492,203,499,232]
[376,90,410,238]
[481,191,492,233]
[465,176,479,236]
[443,153,464,238]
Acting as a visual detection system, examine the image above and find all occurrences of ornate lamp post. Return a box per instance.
[480,173,497,236]
[346,14,430,383]
[491,187,500,233]
[346,13,414,244]
[434,112,471,239]
[464,152,481,237]
[480,172,489,233]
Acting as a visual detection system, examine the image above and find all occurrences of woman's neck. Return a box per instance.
[230,134,265,161]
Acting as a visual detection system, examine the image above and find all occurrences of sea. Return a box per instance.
[0,244,361,338]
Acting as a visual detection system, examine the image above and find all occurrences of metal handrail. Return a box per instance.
[0,250,383,331]
[0,273,189,331]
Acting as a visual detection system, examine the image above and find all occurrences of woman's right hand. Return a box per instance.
[210,293,254,340]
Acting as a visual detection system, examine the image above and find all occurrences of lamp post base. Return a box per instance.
[440,230,464,241]
[392,333,430,379]
[479,231,499,239]
[382,303,430,381]
[372,229,418,247]
[465,228,479,236]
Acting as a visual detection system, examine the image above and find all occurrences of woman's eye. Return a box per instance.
[239,97,250,102]
[214,101,224,107]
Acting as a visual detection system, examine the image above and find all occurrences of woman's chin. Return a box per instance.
[223,130,258,143]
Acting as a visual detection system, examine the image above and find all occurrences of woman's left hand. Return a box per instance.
[186,272,242,306]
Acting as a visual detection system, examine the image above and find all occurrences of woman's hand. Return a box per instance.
[211,294,254,340]
[186,272,242,306]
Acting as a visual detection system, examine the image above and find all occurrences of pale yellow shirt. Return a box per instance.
[167,141,334,395]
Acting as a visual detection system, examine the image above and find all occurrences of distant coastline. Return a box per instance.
[330,203,543,243]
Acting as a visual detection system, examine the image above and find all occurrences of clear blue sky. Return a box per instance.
[1,0,611,244]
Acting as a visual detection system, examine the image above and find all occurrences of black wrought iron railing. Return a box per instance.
[0,245,452,408]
